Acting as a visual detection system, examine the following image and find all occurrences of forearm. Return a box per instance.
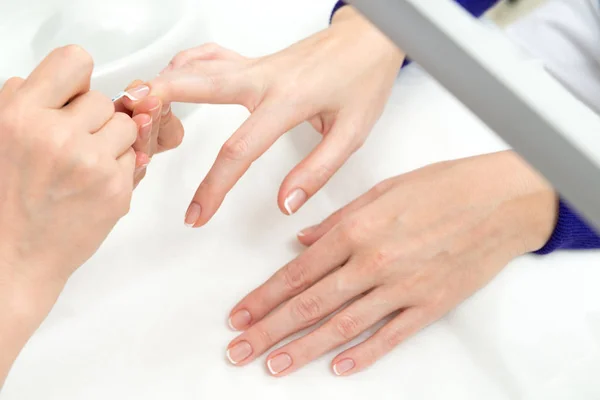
[0,265,62,387]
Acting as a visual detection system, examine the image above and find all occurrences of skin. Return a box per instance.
[115,80,185,187]
[226,151,558,376]
[0,45,182,386]
[147,6,405,227]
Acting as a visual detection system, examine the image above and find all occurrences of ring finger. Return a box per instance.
[226,260,376,367]
[264,286,402,377]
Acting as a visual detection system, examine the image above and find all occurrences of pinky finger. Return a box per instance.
[330,307,434,377]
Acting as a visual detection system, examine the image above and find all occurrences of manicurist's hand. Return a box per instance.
[0,46,142,385]
[149,6,405,227]
[115,79,185,187]
[225,151,558,377]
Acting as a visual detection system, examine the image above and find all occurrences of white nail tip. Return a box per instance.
[283,197,293,215]
[267,359,277,375]
[332,364,341,376]
[227,317,235,331]
[226,349,237,365]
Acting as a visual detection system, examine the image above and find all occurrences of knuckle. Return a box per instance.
[290,295,323,324]
[363,247,395,274]
[221,135,251,161]
[254,326,275,348]
[2,76,24,91]
[113,112,137,139]
[282,261,310,292]
[338,217,364,245]
[87,90,113,113]
[383,328,406,350]
[59,45,93,70]
[171,49,192,66]
[201,42,221,55]
[333,314,363,340]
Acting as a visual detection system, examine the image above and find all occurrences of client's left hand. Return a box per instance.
[226,151,557,376]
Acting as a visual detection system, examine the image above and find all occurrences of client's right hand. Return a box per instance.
[0,46,141,317]
[150,6,405,227]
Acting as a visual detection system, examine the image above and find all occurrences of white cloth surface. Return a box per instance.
[2,1,600,399]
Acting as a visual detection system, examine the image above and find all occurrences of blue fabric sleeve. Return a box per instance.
[534,200,600,254]
[331,0,501,23]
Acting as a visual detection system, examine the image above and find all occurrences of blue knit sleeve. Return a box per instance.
[534,200,600,254]
[331,0,501,22]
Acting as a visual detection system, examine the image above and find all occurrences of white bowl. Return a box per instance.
[0,0,207,99]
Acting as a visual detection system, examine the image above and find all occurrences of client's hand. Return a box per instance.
[0,46,141,384]
[149,6,404,227]
[226,151,557,376]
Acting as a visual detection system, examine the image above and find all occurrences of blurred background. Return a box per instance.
[488,0,548,25]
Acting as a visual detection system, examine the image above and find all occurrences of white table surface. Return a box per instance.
[2,1,600,399]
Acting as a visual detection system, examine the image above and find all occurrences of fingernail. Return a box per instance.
[298,225,318,238]
[185,202,202,227]
[333,359,355,376]
[161,103,171,116]
[139,120,152,141]
[228,309,252,331]
[226,341,253,365]
[267,353,293,375]
[284,189,307,215]
[126,85,150,101]
[135,166,147,174]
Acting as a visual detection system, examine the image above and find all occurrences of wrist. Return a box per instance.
[482,152,558,255]
[0,257,65,330]
[331,5,405,71]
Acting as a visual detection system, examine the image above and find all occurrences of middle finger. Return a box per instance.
[226,258,375,366]
[228,224,355,331]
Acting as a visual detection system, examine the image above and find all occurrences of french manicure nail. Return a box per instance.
[140,120,152,141]
[284,188,308,215]
[333,359,355,376]
[226,341,253,365]
[161,103,171,116]
[126,85,150,101]
[228,309,252,331]
[185,202,202,227]
[267,353,293,375]
[298,225,318,238]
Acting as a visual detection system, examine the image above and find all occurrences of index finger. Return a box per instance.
[184,103,305,228]
[19,45,94,109]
